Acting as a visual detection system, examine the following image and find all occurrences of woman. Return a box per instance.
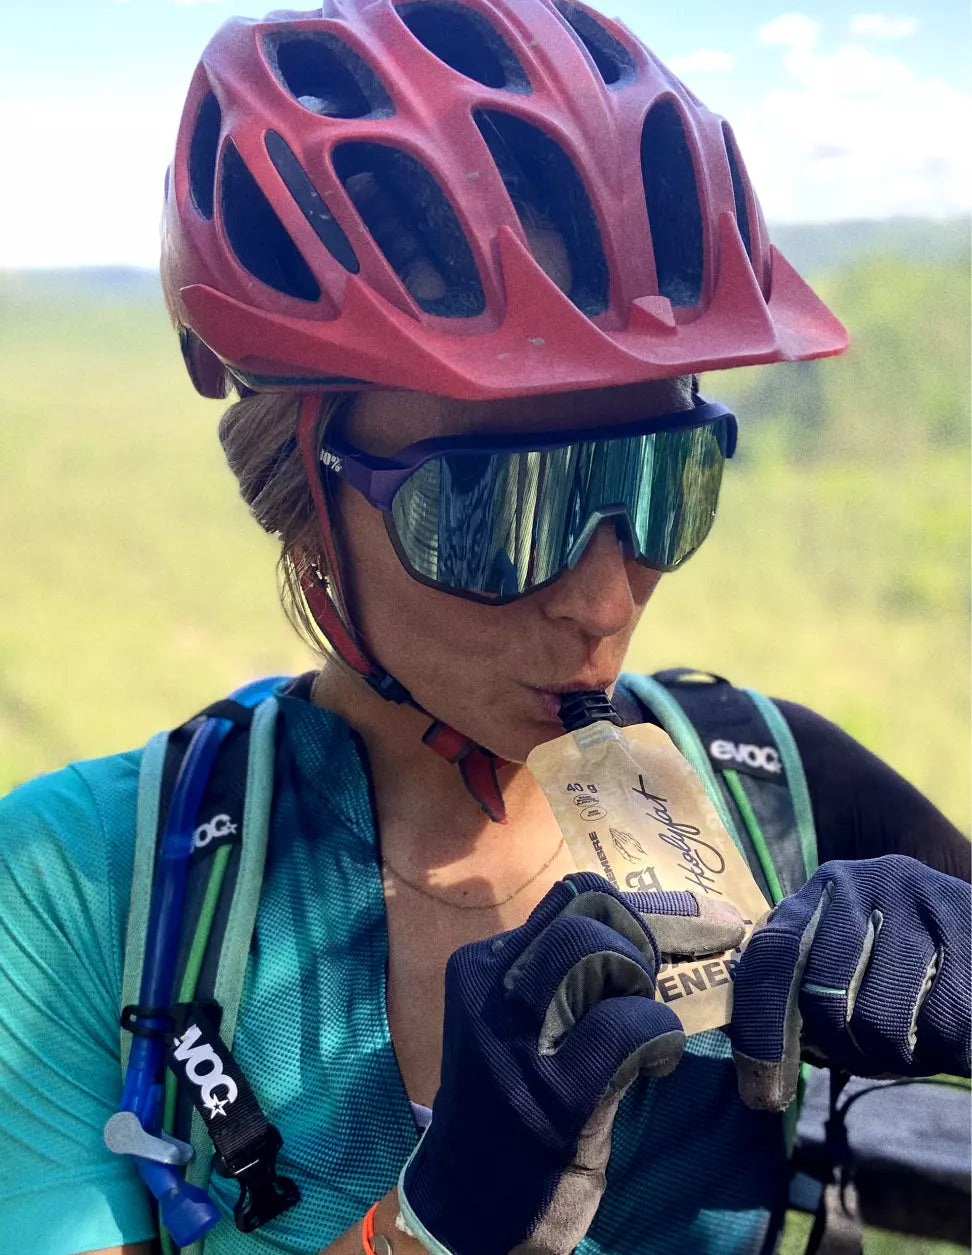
[1,2,968,1254]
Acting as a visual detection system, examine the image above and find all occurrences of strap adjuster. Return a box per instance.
[217,1127,300,1233]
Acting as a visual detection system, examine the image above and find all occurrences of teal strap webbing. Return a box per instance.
[722,768,786,906]
[183,695,281,1216]
[743,689,819,878]
[620,673,745,855]
[120,730,170,1074]
[213,696,279,1046]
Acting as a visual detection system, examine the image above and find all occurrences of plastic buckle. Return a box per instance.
[120,1002,175,1041]
[218,1127,300,1233]
[366,670,411,705]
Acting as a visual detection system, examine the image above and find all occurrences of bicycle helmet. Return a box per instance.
[161,0,848,400]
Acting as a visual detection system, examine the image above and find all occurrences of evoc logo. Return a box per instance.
[193,813,237,850]
[172,1024,239,1118]
[710,739,782,775]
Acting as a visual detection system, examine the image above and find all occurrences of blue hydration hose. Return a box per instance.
[114,677,287,1246]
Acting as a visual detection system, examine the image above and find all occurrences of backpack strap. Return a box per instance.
[743,688,819,879]
[121,729,172,1074]
[170,693,293,1255]
[118,679,296,1254]
[180,695,281,1192]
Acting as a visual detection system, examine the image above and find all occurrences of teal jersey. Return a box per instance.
[0,695,786,1255]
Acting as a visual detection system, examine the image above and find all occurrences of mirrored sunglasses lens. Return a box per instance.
[637,421,726,569]
[388,419,727,597]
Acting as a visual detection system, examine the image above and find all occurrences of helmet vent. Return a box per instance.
[333,142,486,317]
[474,109,609,317]
[265,132,360,274]
[220,142,322,302]
[265,32,392,118]
[553,2,635,87]
[641,101,703,307]
[395,2,531,93]
[722,123,753,262]
[189,92,221,219]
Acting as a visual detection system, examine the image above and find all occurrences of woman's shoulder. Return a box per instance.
[0,749,143,861]
[0,750,144,944]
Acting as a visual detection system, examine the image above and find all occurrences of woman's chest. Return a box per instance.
[382,909,454,1109]
[381,869,570,1107]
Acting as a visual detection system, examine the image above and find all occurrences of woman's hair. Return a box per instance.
[218,389,351,659]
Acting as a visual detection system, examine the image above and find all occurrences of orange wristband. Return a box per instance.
[361,1201,381,1255]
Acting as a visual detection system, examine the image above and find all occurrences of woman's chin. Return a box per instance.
[479,712,569,766]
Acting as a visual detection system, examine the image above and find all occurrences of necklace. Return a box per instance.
[382,838,566,910]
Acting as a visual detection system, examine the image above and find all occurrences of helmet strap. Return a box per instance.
[296,394,508,824]
[423,722,508,824]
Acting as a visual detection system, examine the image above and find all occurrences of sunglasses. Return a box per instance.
[318,397,737,604]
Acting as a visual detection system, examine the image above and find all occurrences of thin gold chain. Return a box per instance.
[382,838,566,910]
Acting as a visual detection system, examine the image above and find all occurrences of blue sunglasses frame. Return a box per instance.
[319,398,736,509]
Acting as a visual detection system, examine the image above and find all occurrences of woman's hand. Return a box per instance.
[730,855,972,1111]
[398,871,745,1255]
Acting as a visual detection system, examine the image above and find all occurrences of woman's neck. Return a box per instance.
[310,662,562,877]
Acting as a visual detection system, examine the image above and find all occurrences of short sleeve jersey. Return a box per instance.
[0,686,966,1255]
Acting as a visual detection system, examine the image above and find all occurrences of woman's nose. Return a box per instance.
[540,519,640,637]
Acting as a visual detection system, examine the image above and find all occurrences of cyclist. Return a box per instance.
[1,3,968,1254]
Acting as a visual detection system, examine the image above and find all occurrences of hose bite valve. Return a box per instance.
[558,691,623,733]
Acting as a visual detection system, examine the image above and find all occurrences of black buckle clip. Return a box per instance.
[366,669,411,705]
[217,1127,301,1233]
[120,1003,175,1042]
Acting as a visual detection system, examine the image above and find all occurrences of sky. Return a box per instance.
[0,0,968,268]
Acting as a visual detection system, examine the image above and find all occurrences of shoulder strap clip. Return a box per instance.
[219,1125,300,1234]
[167,999,300,1233]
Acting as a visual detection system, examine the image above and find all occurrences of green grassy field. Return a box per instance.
[0,251,969,1253]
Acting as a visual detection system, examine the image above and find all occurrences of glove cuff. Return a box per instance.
[397,1130,459,1255]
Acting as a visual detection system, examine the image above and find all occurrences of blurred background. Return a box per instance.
[0,2,969,1251]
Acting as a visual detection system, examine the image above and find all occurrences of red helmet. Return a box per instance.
[162,0,847,399]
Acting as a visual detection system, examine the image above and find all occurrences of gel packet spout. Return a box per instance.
[526,691,769,1036]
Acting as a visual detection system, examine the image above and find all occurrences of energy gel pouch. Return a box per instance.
[527,704,769,1035]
